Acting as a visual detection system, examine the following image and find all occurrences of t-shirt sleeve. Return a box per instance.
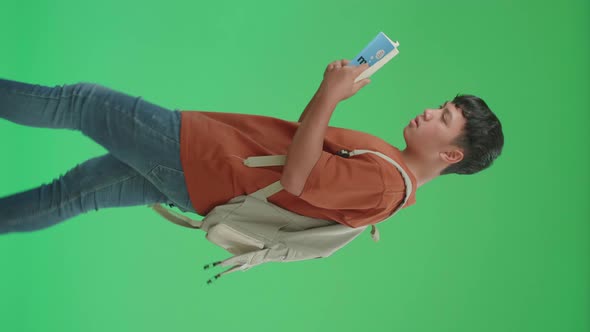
[296,151,386,227]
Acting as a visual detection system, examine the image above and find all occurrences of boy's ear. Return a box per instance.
[440,149,464,164]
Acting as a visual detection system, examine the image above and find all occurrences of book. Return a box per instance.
[346,31,400,83]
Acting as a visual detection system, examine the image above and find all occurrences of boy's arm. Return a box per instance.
[298,92,318,122]
[282,91,338,197]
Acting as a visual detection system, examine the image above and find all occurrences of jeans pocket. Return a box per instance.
[147,164,193,212]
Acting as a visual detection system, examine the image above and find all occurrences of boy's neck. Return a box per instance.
[399,148,442,189]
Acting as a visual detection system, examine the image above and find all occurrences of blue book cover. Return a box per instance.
[346,32,400,83]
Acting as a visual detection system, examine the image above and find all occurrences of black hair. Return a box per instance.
[440,94,504,175]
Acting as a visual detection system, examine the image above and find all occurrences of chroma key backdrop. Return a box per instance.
[0,1,588,332]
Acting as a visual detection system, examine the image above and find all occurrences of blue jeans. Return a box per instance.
[0,78,196,234]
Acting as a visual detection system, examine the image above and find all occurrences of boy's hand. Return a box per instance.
[317,59,371,104]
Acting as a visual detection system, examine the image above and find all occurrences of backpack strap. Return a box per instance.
[347,149,413,211]
[147,156,288,229]
[150,203,203,228]
[150,150,413,239]
[242,149,413,242]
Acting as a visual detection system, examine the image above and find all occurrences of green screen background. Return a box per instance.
[0,0,588,331]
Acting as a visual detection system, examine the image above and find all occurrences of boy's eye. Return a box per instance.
[439,105,447,123]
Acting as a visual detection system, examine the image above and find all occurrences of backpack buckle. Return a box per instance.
[335,149,350,158]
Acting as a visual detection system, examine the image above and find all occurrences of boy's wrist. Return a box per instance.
[314,87,340,108]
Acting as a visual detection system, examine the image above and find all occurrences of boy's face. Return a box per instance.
[403,101,467,162]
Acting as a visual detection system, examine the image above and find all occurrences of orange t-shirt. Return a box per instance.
[179,110,417,228]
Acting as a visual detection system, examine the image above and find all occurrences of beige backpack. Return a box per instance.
[150,149,412,285]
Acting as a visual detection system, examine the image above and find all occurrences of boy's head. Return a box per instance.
[403,94,504,175]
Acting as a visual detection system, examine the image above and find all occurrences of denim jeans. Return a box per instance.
[0,78,196,234]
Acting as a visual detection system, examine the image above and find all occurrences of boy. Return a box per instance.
[0,59,503,232]
[178,59,503,228]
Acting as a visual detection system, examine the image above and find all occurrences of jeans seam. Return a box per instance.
[9,174,142,224]
[108,96,180,145]
[146,164,188,209]
[4,85,181,145]
[83,91,180,146]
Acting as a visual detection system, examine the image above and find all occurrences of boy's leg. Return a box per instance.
[0,78,194,213]
[0,153,171,234]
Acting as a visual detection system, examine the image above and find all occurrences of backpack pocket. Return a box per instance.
[206,223,265,255]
